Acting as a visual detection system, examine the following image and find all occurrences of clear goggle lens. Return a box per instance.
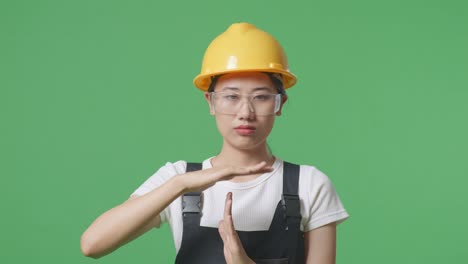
[210,92,281,116]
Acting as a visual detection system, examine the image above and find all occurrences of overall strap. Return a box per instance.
[281,161,304,263]
[282,161,300,196]
[175,162,204,264]
[186,162,202,173]
[182,162,203,219]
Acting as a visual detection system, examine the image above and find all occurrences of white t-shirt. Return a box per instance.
[131,157,349,252]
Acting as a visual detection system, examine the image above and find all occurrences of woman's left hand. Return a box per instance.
[218,192,255,264]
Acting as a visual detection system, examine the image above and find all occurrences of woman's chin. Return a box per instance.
[225,137,266,151]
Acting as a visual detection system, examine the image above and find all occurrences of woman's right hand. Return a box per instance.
[175,161,273,193]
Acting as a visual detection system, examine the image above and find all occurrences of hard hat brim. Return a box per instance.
[193,69,297,92]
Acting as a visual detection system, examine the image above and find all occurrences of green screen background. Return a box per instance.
[1,0,467,263]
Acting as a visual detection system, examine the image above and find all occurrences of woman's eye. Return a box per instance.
[253,94,271,101]
[223,94,239,100]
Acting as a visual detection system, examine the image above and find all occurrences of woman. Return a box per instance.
[81,22,349,264]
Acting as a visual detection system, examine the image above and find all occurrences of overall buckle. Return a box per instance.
[281,193,301,218]
[182,192,202,215]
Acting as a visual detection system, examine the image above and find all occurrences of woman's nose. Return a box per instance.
[236,100,255,119]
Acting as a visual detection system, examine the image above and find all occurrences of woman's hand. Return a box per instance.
[176,161,272,193]
[218,192,255,264]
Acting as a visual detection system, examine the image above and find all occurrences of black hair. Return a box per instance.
[207,72,286,95]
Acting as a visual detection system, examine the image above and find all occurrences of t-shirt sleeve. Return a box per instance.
[130,161,187,226]
[301,166,349,232]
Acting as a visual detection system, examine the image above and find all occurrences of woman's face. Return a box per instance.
[204,72,287,151]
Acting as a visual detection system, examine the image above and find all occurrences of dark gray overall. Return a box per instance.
[174,161,305,264]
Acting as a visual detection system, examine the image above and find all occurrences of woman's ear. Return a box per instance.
[204,92,215,115]
[276,94,288,116]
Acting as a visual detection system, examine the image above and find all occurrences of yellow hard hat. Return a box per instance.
[193,22,297,91]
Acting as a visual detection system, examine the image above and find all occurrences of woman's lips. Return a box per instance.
[234,125,256,135]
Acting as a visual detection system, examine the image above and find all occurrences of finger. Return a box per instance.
[226,215,238,241]
[248,161,270,173]
[221,194,251,262]
[219,215,234,247]
[222,193,235,247]
[224,193,235,245]
[220,220,235,257]
[218,220,227,242]
[219,223,232,264]
[224,193,243,249]
[224,192,232,219]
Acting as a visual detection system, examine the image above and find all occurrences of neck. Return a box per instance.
[211,140,275,168]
